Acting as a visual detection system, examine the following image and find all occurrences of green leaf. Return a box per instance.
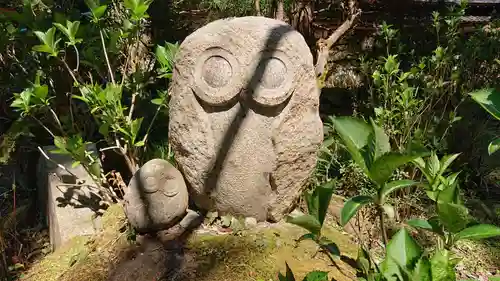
[316,180,335,225]
[134,140,145,147]
[370,151,429,186]
[318,237,340,257]
[437,202,469,233]
[488,138,500,155]
[130,117,143,142]
[340,195,373,226]
[331,116,371,174]
[428,151,441,179]
[33,84,49,101]
[413,157,432,184]
[430,249,456,281]
[283,262,296,281]
[302,271,328,281]
[98,123,109,136]
[438,153,460,176]
[436,177,460,204]
[296,233,317,244]
[370,118,391,161]
[469,88,500,120]
[407,219,433,230]
[379,180,418,202]
[151,98,164,105]
[286,214,322,236]
[386,228,422,268]
[53,136,67,150]
[71,161,81,168]
[456,224,500,241]
[89,161,101,179]
[412,257,432,281]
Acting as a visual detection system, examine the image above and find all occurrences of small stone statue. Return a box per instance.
[124,159,188,233]
[125,16,322,232]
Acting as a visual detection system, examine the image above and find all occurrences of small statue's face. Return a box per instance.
[169,17,323,222]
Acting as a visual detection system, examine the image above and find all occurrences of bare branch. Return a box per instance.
[314,0,361,77]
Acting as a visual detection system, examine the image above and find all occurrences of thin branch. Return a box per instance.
[32,116,55,138]
[38,146,78,178]
[100,29,116,84]
[59,57,78,84]
[72,45,80,72]
[315,0,361,77]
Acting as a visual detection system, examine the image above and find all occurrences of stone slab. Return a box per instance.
[37,144,103,250]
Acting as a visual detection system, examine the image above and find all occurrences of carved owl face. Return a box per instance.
[168,17,323,222]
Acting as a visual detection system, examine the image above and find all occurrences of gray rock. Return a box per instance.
[244,217,258,228]
[169,16,323,222]
[124,159,189,233]
[37,144,103,250]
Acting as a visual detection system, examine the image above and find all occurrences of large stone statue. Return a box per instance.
[124,16,322,232]
[168,16,323,222]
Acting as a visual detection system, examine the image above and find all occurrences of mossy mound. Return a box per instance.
[20,204,129,281]
[20,204,358,281]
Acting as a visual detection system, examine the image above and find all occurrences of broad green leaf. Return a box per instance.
[340,195,373,226]
[356,247,372,275]
[412,257,432,281]
[430,249,456,281]
[302,271,328,281]
[89,161,101,179]
[151,98,163,105]
[134,140,145,147]
[316,180,335,225]
[286,214,321,236]
[469,88,500,120]
[98,123,109,136]
[304,190,319,224]
[53,136,67,150]
[456,224,500,241]
[71,161,81,168]
[436,178,460,204]
[296,233,317,244]
[412,157,432,183]
[331,116,371,174]
[379,180,418,202]
[93,5,107,19]
[370,118,391,161]
[318,237,340,257]
[428,151,441,178]
[437,202,469,233]
[407,219,433,230]
[33,84,48,101]
[284,262,296,281]
[386,228,422,268]
[438,153,460,176]
[370,151,429,186]
[130,117,143,142]
[488,138,500,155]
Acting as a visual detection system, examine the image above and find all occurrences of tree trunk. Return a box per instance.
[275,0,285,21]
[314,0,361,77]
[255,0,261,16]
[291,0,314,44]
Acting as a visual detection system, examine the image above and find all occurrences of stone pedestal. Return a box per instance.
[37,144,103,250]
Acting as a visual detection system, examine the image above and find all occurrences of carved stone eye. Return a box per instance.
[202,55,233,88]
[259,57,286,89]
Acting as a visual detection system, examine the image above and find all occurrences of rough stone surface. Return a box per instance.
[169,16,323,222]
[124,159,189,233]
[37,144,103,250]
